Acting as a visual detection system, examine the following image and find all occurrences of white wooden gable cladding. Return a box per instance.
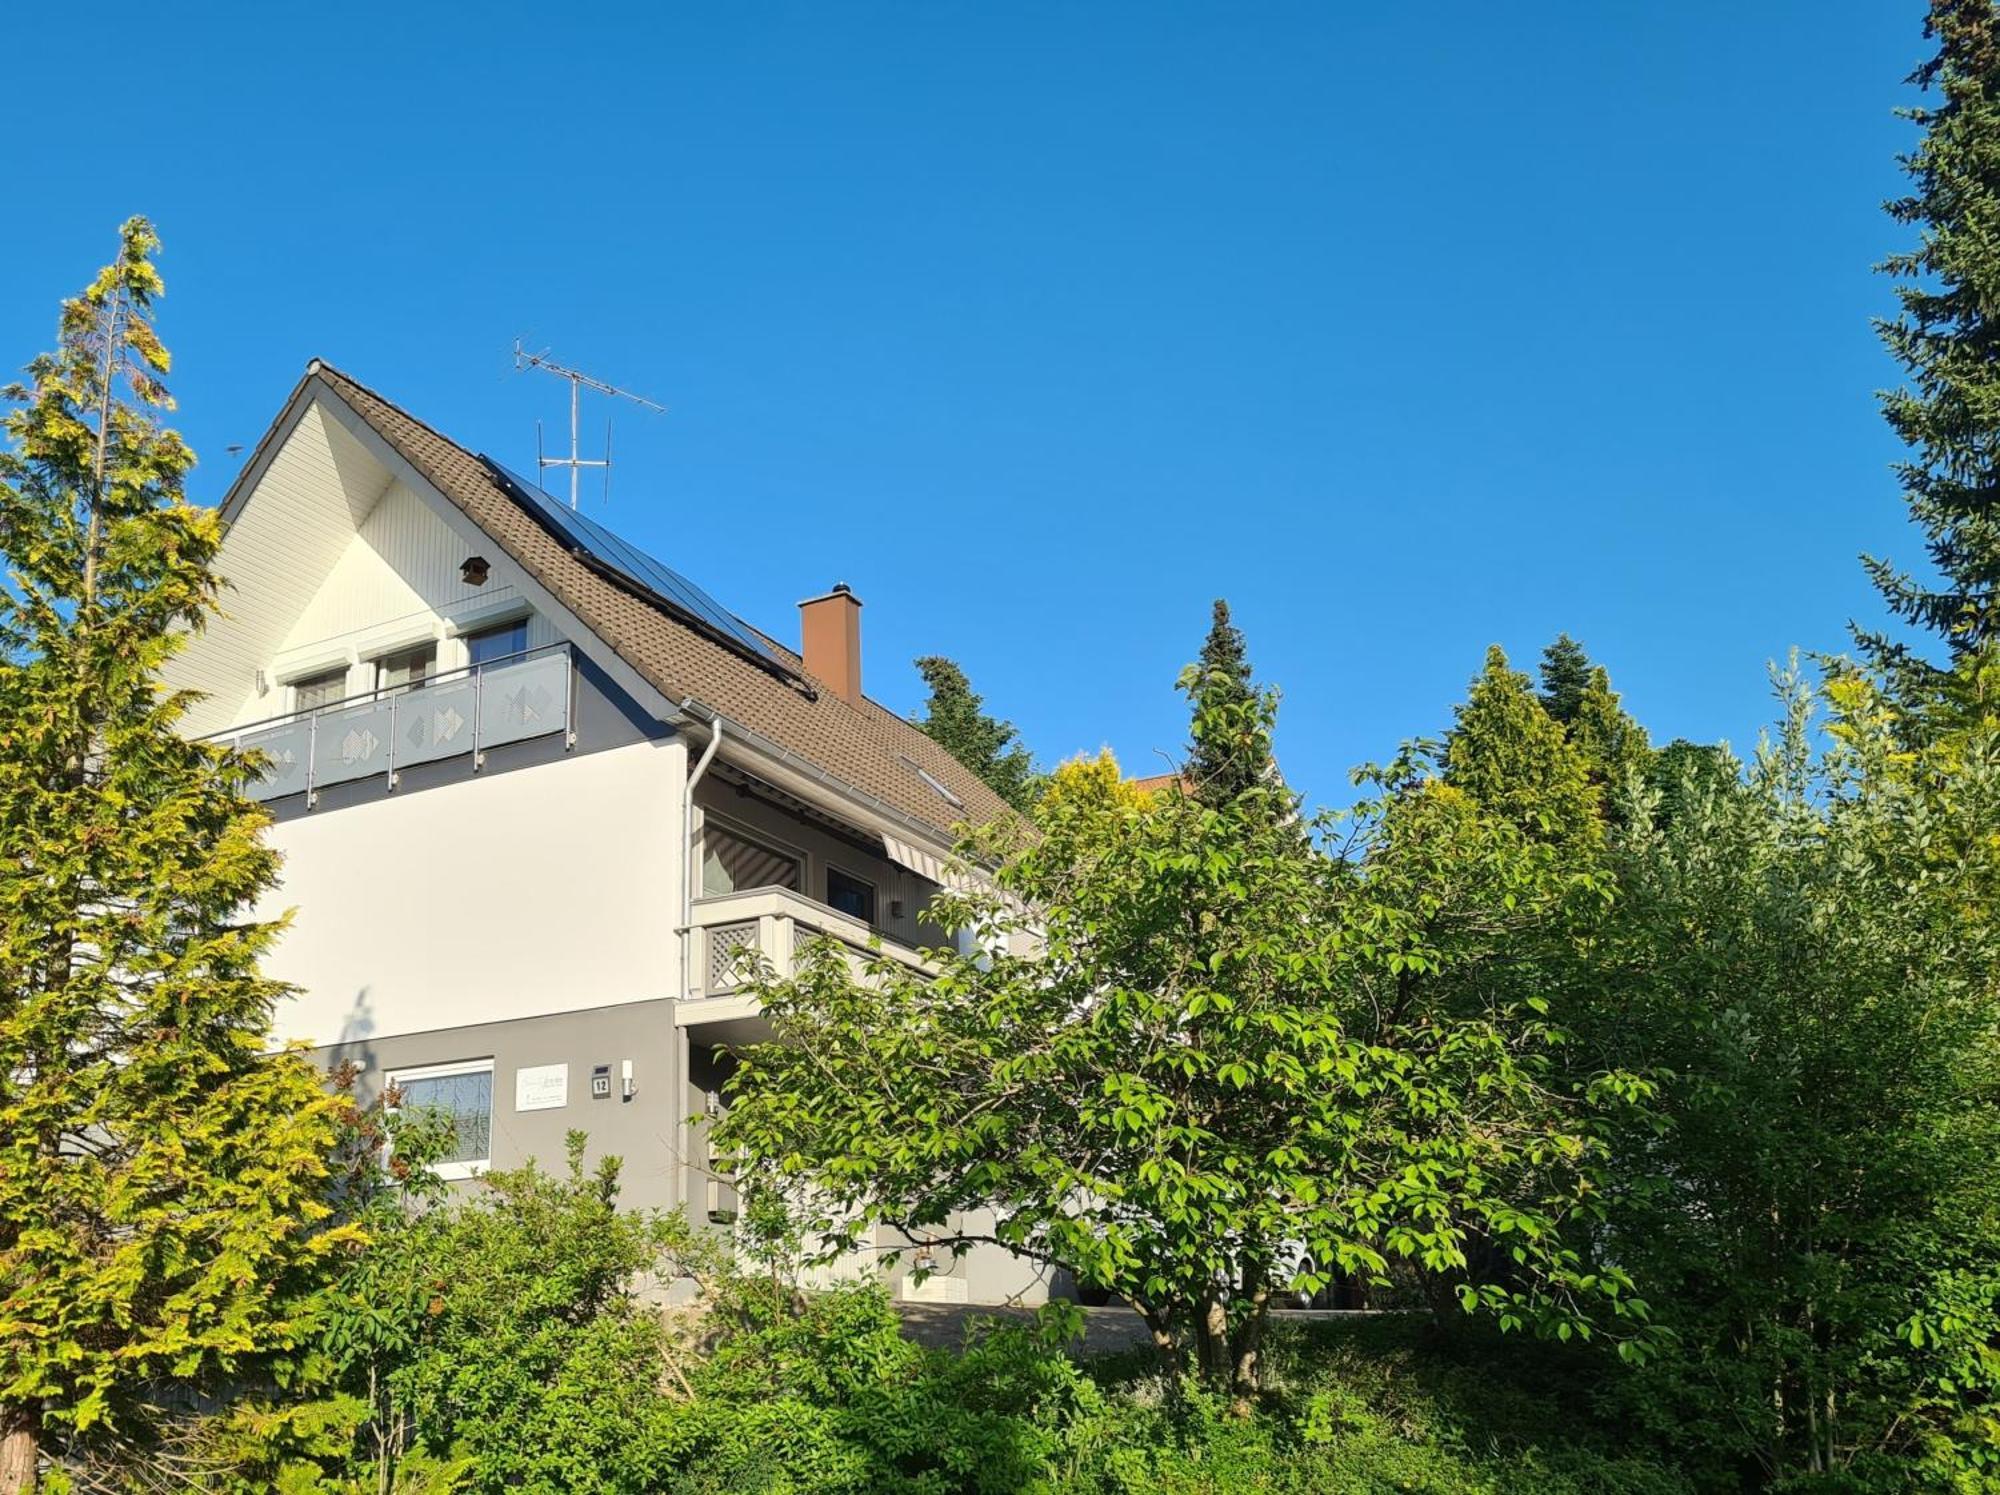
[164,403,390,736]
[164,398,555,736]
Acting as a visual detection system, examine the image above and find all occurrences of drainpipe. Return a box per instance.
[676,699,722,1225]
[679,697,723,1001]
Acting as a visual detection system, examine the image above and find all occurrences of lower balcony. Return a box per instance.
[214,644,575,804]
[677,886,934,1035]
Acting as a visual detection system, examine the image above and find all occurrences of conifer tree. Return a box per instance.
[1444,646,1600,847]
[0,221,355,1491]
[1569,666,1654,806]
[1867,0,2000,702]
[1537,633,1595,726]
[909,655,1039,812]
[1183,599,1273,809]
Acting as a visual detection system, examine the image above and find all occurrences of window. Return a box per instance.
[374,643,435,694]
[901,754,964,809]
[291,667,348,713]
[826,866,877,924]
[702,822,802,897]
[387,1059,493,1180]
[466,618,528,668]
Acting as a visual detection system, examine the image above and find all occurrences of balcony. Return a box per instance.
[678,885,935,1031]
[215,644,575,804]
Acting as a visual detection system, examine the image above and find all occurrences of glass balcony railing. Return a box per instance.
[215,643,574,803]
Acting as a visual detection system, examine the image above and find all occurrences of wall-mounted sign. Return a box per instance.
[515,1063,568,1112]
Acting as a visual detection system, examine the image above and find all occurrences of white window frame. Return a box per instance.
[386,1057,495,1181]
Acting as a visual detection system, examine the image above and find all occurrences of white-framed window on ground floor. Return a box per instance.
[387,1058,494,1180]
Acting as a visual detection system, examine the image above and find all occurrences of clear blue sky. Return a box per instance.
[2,2,1930,809]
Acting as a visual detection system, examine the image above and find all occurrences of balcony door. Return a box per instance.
[701,821,802,898]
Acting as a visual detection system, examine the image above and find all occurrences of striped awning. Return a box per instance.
[882,831,977,892]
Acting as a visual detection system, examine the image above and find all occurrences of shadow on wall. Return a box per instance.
[326,985,378,1094]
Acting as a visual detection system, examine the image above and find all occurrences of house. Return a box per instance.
[161,361,1040,1304]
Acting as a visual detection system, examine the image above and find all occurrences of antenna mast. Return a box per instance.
[512,339,666,508]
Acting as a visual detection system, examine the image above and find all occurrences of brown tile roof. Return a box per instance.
[306,362,1015,840]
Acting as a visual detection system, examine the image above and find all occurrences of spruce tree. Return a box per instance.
[1183,599,1271,808]
[909,655,1039,812]
[1537,633,1595,726]
[1867,0,2000,701]
[1444,646,1600,847]
[0,221,354,1490]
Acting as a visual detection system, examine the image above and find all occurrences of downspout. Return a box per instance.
[679,698,723,1000]
[675,699,722,1225]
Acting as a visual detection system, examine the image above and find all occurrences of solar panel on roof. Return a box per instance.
[481,459,801,684]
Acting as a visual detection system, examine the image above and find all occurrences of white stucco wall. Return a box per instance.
[261,738,687,1046]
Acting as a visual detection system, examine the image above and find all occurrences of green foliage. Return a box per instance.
[1183,600,1270,809]
[1568,666,1654,816]
[358,1133,700,1494]
[0,220,355,1477]
[716,611,1651,1409]
[1537,633,1595,727]
[1868,0,2000,694]
[663,1304,1694,1495]
[1645,737,1737,828]
[659,1285,1095,1494]
[1037,748,1158,819]
[909,656,1040,813]
[1444,646,1602,847]
[1585,665,2000,1487]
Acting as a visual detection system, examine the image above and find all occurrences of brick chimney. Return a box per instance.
[799,583,863,704]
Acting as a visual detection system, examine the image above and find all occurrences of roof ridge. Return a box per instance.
[310,360,485,469]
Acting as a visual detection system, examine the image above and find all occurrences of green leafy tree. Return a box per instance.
[1444,646,1601,848]
[910,656,1039,813]
[1645,737,1736,828]
[0,221,356,1491]
[1591,666,2000,1486]
[1867,0,2000,707]
[1537,634,1596,726]
[716,625,1650,1412]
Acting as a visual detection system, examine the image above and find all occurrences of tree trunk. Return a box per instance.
[1229,1277,1271,1416]
[1199,1292,1231,1390]
[0,1404,38,1495]
[1135,1302,1179,1382]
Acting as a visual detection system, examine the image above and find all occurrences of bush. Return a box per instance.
[649,1299,1697,1495]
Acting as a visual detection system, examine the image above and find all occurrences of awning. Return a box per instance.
[882,831,965,889]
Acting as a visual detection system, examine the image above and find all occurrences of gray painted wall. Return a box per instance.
[318,997,684,1211]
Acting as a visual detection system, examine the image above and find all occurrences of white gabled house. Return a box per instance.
[163,361,1041,1304]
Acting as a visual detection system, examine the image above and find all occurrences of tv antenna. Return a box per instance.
[512,339,666,509]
